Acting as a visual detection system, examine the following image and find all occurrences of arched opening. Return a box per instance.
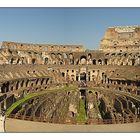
[20,80,24,87]
[89,91,92,94]
[1,84,6,93]
[98,59,102,65]
[11,86,13,91]
[5,82,10,92]
[76,71,79,81]
[119,87,122,91]
[80,72,86,81]
[16,81,19,90]
[32,58,36,64]
[10,58,14,64]
[80,89,86,98]
[60,61,63,65]
[41,79,44,85]
[88,53,92,59]
[36,79,39,85]
[46,79,49,84]
[131,59,135,66]
[93,59,96,65]
[44,57,48,64]
[69,53,73,59]
[31,83,34,87]
[80,56,87,65]
[1,82,9,93]
[71,112,75,117]
[104,59,108,65]
[26,80,29,87]
[71,74,75,81]
[17,59,20,64]
[62,72,65,77]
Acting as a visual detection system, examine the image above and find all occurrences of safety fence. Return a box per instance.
[7,114,140,125]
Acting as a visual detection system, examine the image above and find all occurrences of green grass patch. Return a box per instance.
[76,98,86,123]
[6,85,78,117]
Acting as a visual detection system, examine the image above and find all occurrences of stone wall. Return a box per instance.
[100,26,140,52]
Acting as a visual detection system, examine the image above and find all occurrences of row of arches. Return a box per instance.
[9,57,37,65]
[80,55,107,65]
[0,77,50,94]
[1,48,140,66]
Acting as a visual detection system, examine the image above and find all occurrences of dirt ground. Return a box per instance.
[5,118,140,132]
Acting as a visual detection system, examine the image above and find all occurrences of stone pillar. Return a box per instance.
[86,73,89,82]
[86,65,88,82]
[65,72,67,80]
[4,100,6,110]
[78,73,80,81]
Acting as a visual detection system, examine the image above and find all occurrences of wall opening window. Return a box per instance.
[32,58,36,64]
[93,59,96,65]
[62,72,65,77]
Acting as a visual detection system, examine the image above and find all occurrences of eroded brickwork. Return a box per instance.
[0,26,140,124]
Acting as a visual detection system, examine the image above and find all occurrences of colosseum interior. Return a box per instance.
[0,26,140,132]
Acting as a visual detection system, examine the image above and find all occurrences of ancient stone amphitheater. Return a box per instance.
[0,26,140,132]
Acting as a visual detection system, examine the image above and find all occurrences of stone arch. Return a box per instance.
[89,91,92,94]
[16,81,20,90]
[98,59,102,65]
[45,78,49,84]
[69,53,74,65]
[80,72,86,81]
[31,83,34,87]
[10,58,14,64]
[69,53,73,59]
[71,74,75,81]
[32,58,36,64]
[57,53,62,58]
[41,78,45,85]
[1,82,10,93]
[17,58,21,64]
[44,57,48,64]
[80,55,87,64]
[62,72,65,77]
[131,59,135,66]
[26,80,29,87]
[20,80,24,88]
[104,59,108,65]
[71,112,75,117]
[1,83,6,93]
[88,53,92,59]
[36,79,39,85]
[59,61,63,65]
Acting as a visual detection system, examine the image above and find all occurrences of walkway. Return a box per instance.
[5,118,140,132]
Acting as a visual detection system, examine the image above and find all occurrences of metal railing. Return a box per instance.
[7,114,140,125]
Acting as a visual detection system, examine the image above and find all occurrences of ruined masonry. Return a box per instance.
[0,26,140,124]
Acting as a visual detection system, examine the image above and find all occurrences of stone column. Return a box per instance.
[78,73,80,81]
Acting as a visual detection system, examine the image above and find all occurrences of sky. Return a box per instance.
[0,8,140,50]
